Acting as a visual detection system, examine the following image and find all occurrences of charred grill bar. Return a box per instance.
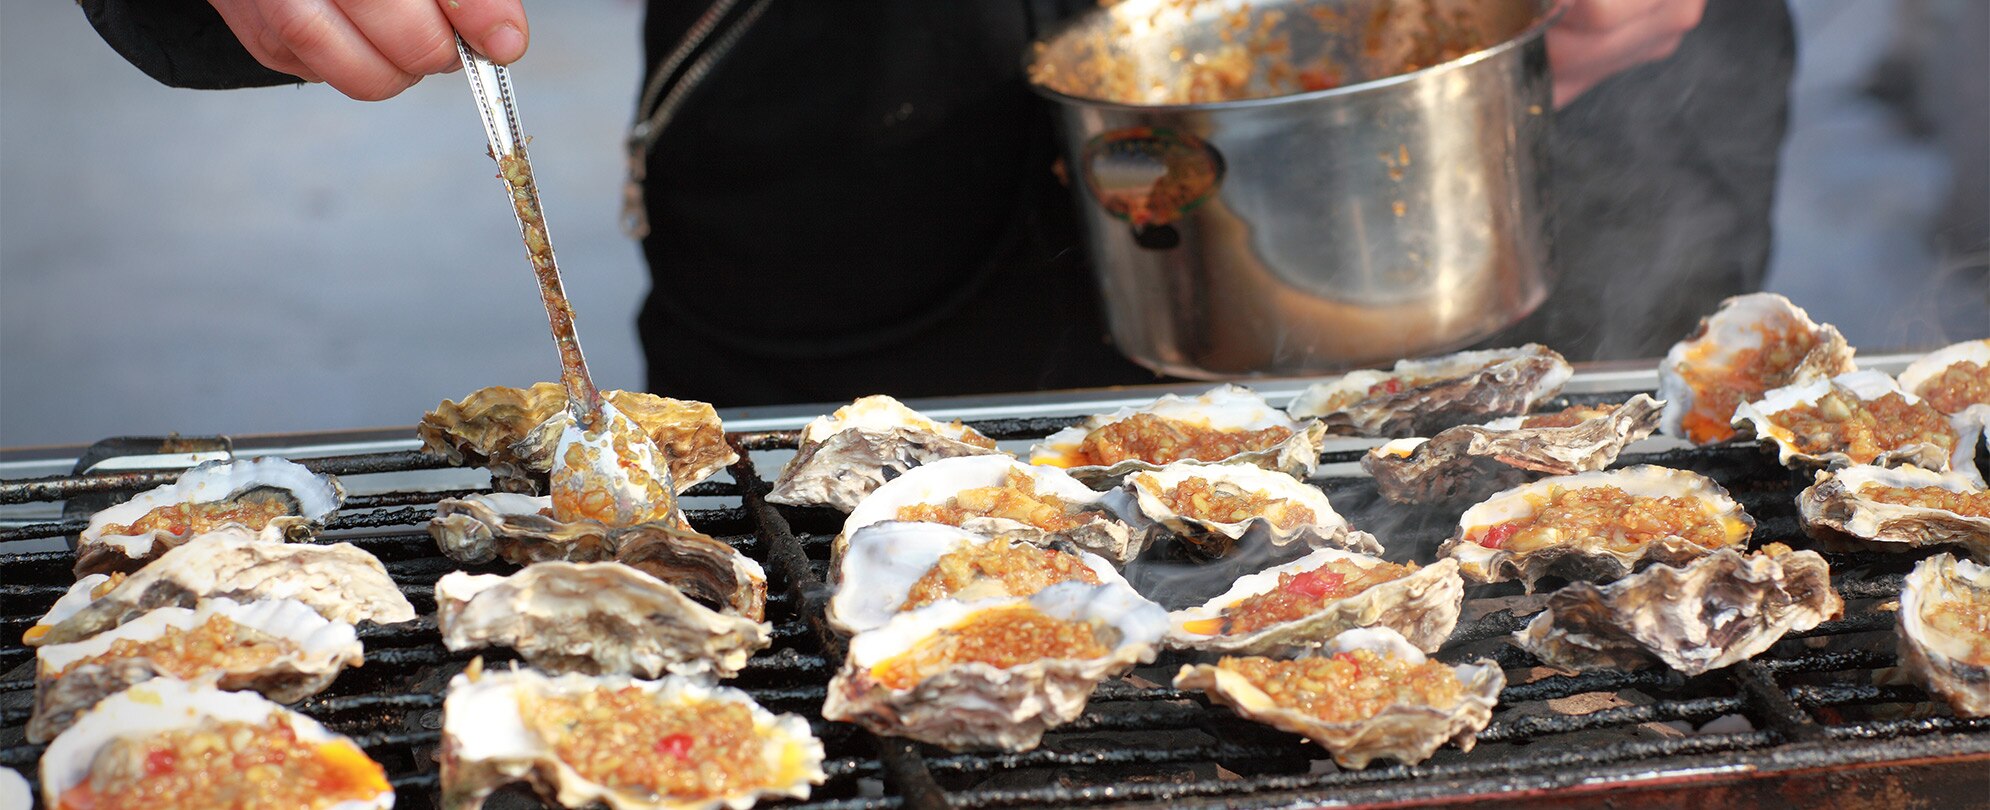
[3,373,1988,808]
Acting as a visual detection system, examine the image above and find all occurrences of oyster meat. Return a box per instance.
[824,581,1168,751]
[1167,546,1463,655]
[1120,462,1376,557]
[442,666,825,810]
[1029,385,1329,484]
[1798,464,1990,557]
[419,381,736,494]
[1438,466,1755,591]
[1514,545,1842,675]
[40,677,392,810]
[74,457,344,577]
[1898,339,1990,418]
[1175,627,1503,768]
[768,395,1005,511]
[1898,553,1990,716]
[1287,344,1573,438]
[1732,370,1980,478]
[28,528,415,647]
[839,455,1143,564]
[1362,395,1665,504]
[437,561,770,679]
[1658,292,1857,445]
[828,521,1131,635]
[31,597,363,742]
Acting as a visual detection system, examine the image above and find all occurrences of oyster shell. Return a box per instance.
[437,561,770,679]
[1897,553,1990,716]
[40,677,392,810]
[828,521,1132,635]
[441,667,825,810]
[1658,292,1857,445]
[74,457,345,577]
[768,395,1005,511]
[30,597,363,742]
[419,381,736,494]
[823,581,1168,751]
[1174,627,1504,768]
[1438,466,1755,591]
[1167,546,1462,655]
[839,455,1143,564]
[1798,465,1990,556]
[1120,462,1376,557]
[1287,344,1574,438]
[0,768,25,810]
[1732,370,1981,479]
[1361,395,1665,504]
[429,492,699,566]
[1029,385,1329,484]
[1514,545,1842,675]
[28,528,415,647]
[1898,339,1990,418]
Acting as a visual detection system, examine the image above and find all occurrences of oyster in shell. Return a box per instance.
[1732,370,1979,478]
[1362,395,1665,504]
[40,677,392,810]
[1898,339,1990,418]
[1658,292,1857,445]
[430,492,702,566]
[1120,462,1375,557]
[437,561,770,679]
[0,768,25,810]
[1438,466,1755,591]
[74,457,344,577]
[768,395,1005,511]
[1514,545,1842,675]
[1167,546,1462,655]
[1029,385,1329,484]
[1897,553,1990,716]
[823,581,1168,751]
[840,455,1143,564]
[31,597,363,742]
[828,521,1131,635]
[28,528,415,647]
[1287,344,1573,438]
[1174,627,1503,768]
[419,381,736,494]
[1798,465,1990,556]
[441,667,825,810]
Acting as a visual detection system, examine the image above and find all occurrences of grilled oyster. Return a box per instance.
[768,395,1005,511]
[40,677,392,810]
[1897,553,1990,716]
[840,455,1143,564]
[1287,344,1573,438]
[1514,545,1842,675]
[1798,465,1990,556]
[1438,466,1755,591]
[824,582,1168,751]
[0,768,25,810]
[419,381,736,494]
[1658,292,1857,445]
[1120,462,1375,558]
[438,561,770,679]
[430,492,703,566]
[74,457,344,577]
[1732,370,1979,478]
[828,521,1131,635]
[27,528,415,647]
[30,597,363,742]
[1029,385,1329,484]
[1898,339,1990,418]
[1167,546,1462,655]
[1362,395,1665,504]
[1175,627,1504,768]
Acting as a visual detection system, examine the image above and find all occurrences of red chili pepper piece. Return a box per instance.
[1285,570,1346,599]
[145,748,177,777]
[1332,651,1362,678]
[656,733,695,759]
[1366,379,1405,397]
[1479,521,1520,550]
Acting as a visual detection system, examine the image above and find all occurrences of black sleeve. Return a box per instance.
[81,0,304,90]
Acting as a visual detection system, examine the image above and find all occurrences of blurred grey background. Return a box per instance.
[2,0,1986,448]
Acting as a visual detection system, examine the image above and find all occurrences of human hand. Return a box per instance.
[206,0,529,101]
[1547,0,1708,108]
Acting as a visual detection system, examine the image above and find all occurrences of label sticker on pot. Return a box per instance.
[1081,127,1225,233]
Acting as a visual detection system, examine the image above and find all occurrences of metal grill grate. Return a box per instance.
[3,403,1988,809]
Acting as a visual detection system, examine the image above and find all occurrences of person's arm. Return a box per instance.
[1548,0,1711,107]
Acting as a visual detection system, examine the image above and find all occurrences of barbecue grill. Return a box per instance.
[4,359,1987,808]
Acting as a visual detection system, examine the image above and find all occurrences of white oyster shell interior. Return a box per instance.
[77,457,344,574]
[840,454,1141,563]
[1167,546,1463,654]
[1657,292,1855,445]
[1123,462,1368,553]
[1029,385,1326,483]
[828,521,1128,636]
[1898,553,1990,717]
[1732,370,1982,480]
[769,395,1006,511]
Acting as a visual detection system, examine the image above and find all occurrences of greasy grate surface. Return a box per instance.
[3,406,1988,809]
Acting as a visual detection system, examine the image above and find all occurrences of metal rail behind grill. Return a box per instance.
[3,391,1988,809]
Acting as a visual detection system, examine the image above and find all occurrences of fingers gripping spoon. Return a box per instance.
[457,36,679,527]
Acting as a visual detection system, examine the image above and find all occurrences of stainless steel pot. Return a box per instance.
[1031,0,1557,378]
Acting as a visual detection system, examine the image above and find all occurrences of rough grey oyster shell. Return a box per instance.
[1657,292,1857,445]
[429,492,708,567]
[1514,545,1842,675]
[1897,553,1990,717]
[768,395,1005,511]
[74,457,345,577]
[1287,344,1572,438]
[1798,464,1989,557]
[1362,394,1664,504]
[1029,384,1329,485]
[1174,627,1504,769]
[1167,545,1462,655]
[418,382,736,494]
[839,455,1144,565]
[1731,370,1982,481]
[828,521,1130,636]
[1119,462,1376,558]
